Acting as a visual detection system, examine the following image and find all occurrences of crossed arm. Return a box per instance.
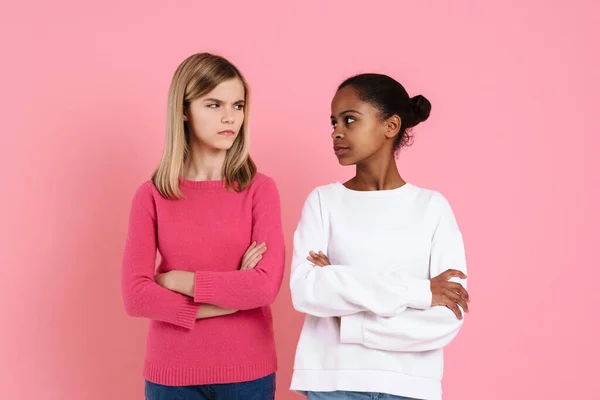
[121,179,285,329]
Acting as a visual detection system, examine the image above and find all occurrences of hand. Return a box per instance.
[307,251,331,267]
[240,241,267,270]
[155,270,195,297]
[430,269,469,319]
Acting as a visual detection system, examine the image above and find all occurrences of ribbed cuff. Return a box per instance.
[405,278,432,310]
[194,271,216,304]
[174,300,200,330]
[340,312,365,345]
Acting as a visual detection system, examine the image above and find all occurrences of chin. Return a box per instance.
[335,154,355,166]
[212,137,238,151]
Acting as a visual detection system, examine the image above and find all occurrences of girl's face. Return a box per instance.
[185,78,245,152]
[330,86,395,166]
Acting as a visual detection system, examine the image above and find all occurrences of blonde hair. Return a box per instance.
[152,53,256,199]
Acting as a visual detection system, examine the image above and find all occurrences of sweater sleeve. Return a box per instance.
[289,188,432,318]
[192,176,285,310]
[339,194,467,352]
[121,182,200,330]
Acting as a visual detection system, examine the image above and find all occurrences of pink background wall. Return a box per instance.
[1,1,598,399]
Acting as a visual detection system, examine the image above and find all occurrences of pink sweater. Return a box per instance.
[121,173,285,386]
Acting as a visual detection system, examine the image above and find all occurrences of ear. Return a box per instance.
[183,113,188,122]
[384,115,401,139]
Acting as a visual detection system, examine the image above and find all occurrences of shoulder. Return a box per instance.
[248,173,281,203]
[301,182,342,210]
[408,183,452,209]
[131,180,158,202]
[251,172,277,188]
[249,172,279,193]
[408,184,459,227]
[134,180,156,195]
[312,182,341,196]
[129,180,159,215]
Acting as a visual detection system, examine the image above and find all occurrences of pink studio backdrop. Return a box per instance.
[1,1,598,399]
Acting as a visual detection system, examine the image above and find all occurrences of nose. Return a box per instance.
[222,108,235,124]
[331,128,344,140]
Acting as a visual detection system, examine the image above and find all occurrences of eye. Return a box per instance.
[207,104,219,109]
[331,120,337,128]
[234,104,245,110]
[345,116,355,125]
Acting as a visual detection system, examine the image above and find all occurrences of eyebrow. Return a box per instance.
[203,98,245,104]
[331,109,363,118]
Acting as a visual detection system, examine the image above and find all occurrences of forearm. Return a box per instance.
[290,263,431,317]
[122,275,200,329]
[196,304,237,319]
[157,271,195,297]
[158,266,284,311]
[340,302,466,352]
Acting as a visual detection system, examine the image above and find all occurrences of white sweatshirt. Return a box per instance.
[289,182,467,400]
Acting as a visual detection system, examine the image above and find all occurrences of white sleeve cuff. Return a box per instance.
[404,277,432,310]
[340,312,365,344]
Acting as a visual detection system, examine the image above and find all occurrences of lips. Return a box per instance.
[218,130,235,136]
[333,145,350,156]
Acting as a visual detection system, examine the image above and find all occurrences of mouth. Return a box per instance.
[218,130,236,137]
[333,145,350,156]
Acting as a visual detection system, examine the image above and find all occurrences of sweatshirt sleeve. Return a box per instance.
[121,182,200,330]
[339,194,467,352]
[289,188,432,318]
[192,176,285,310]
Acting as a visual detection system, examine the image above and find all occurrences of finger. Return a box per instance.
[247,253,263,269]
[242,243,256,263]
[244,253,263,270]
[448,282,469,302]
[316,256,329,266]
[444,300,463,320]
[250,246,267,259]
[241,244,260,269]
[244,243,267,262]
[442,269,467,280]
[309,252,323,262]
[317,252,331,264]
[313,255,329,266]
[246,241,265,254]
[307,256,326,267]
[241,258,254,270]
[445,289,468,313]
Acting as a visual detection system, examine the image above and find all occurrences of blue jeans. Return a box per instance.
[307,391,420,400]
[145,373,275,400]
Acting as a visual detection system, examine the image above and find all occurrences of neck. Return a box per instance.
[349,151,405,191]
[183,141,227,181]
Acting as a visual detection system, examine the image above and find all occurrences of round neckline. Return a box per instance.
[178,177,227,189]
[335,181,413,196]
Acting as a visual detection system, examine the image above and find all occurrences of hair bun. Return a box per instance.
[410,95,431,124]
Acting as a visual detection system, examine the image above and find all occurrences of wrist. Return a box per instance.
[170,271,195,297]
[181,271,195,296]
